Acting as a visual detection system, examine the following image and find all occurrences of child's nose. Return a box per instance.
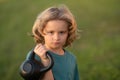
[53,33,60,41]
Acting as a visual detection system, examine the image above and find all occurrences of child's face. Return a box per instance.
[42,20,68,50]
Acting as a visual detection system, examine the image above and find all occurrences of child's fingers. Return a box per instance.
[35,43,42,50]
[34,44,47,58]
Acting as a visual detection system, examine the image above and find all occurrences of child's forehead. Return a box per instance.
[46,20,68,26]
[44,25,68,31]
[43,22,68,32]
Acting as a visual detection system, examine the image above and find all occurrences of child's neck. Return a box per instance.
[45,45,64,55]
[50,48,64,55]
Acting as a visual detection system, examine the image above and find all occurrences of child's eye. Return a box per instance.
[47,31,54,34]
[59,31,66,34]
[49,31,53,33]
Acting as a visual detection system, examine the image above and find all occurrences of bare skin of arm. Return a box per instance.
[34,44,50,66]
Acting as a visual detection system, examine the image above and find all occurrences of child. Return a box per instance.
[27,4,80,80]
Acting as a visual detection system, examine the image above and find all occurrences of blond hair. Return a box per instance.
[32,5,78,47]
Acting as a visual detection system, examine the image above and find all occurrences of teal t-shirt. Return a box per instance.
[48,50,80,80]
[26,49,80,80]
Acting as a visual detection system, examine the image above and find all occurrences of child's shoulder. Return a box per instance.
[64,49,76,59]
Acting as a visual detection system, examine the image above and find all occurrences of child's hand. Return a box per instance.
[34,44,48,61]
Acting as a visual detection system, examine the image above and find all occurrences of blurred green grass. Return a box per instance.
[0,0,120,80]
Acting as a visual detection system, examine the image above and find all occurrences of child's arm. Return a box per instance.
[34,44,50,66]
[41,56,50,67]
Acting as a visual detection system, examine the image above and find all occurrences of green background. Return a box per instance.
[0,0,120,80]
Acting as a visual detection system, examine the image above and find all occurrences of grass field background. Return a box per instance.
[0,0,120,80]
